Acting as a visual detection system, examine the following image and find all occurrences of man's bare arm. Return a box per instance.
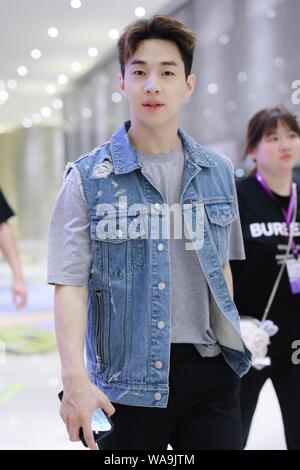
[54,285,115,450]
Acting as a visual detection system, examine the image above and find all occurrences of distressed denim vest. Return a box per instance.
[70,121,251,408]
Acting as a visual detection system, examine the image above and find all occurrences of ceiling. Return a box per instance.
[0,0,176,133]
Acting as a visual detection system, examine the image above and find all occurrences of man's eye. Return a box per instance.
[163,71,175,76]
[133,70,145,76]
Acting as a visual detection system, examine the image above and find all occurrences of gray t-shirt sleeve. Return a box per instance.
[226,191,246,261]
[224,157,245,262]
[47,167,92,286]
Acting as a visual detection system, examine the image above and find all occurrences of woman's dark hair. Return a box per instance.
[117,15,196,79]
[244,106,300,158]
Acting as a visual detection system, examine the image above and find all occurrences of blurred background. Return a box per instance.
[0,0,299,449]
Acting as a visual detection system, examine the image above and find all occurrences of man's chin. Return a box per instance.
[137,112,178,128]
[134,116,167,128]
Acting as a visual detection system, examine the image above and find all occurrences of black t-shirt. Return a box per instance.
[230,175,300,361]
[0,189,15,223]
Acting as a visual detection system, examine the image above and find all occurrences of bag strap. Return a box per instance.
[261,182,298,323]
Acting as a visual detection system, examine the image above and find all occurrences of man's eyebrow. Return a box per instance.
[129,59,178,66]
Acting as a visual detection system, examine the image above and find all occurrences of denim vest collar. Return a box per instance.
[109,121,216,175]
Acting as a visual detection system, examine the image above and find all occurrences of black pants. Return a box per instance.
[99,343,242,450]
[240,360,300,449]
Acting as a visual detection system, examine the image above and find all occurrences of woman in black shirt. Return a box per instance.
[0,188,15,223]
[0,188,27,308]
[231,106,300,449]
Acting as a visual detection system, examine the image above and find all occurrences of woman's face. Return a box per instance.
[252,120,300,176]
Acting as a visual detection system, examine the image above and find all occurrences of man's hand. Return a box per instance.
[12,276,28,309]
[60,375,115,450]
[54,285,114,449]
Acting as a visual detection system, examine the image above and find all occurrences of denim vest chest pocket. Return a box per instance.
[204,200,236,264]
[90,212,146,281]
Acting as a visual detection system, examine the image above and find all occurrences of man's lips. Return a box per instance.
[142,101,165,108]
[142,102,165,112]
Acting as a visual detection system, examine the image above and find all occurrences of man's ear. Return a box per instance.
[118,73,127,97]
[183,73,196,101]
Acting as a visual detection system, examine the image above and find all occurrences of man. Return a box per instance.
[0,188,27,308]
[48,15,251,450]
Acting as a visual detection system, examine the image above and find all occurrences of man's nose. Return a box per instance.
[144,76,161,94]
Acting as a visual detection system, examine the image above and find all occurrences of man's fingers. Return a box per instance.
[82,420,97,450]
[69,420,80,442]
[65,418,70,435]
[60,410,70,434]
[100,398,115,417]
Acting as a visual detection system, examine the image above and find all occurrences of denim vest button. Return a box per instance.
[157,243,164,252]
[154,392,161,401]
[157,282,165,290]
[115,229,123,238]
[154,203,161,211]
[155,360,163,369]
[157,321,165,329]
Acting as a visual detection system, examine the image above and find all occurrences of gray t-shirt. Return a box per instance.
[47,142,245,357]
[135,142,244,357]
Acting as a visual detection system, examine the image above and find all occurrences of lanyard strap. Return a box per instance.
[256,171,298,258]
[261,182,298,323]
[256,171,295,223]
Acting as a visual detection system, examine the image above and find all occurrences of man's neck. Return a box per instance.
[128,119,180,155]
[257,168,293,196]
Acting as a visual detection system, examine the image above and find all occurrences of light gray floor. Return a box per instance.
[0,352,82,450]
[0,350,287,450]
[245,379,286,450]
